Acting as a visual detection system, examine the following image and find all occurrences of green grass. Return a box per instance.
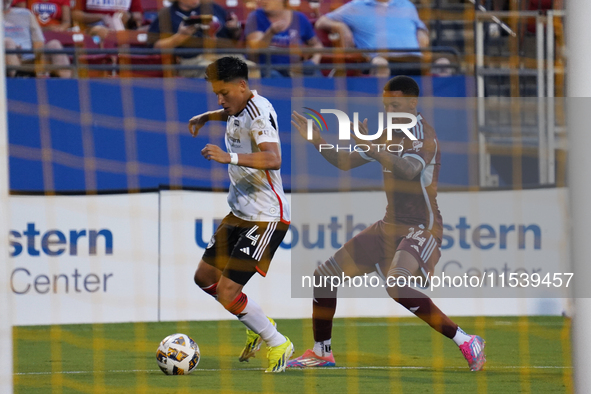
[13,316,573,393]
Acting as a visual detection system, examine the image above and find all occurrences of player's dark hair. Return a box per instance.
[205,56,249,83]
[383,76,420,97]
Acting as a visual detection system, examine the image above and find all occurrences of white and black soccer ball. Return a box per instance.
[156,333,200,375]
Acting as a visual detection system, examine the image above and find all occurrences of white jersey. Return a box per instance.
[225,90,290,224]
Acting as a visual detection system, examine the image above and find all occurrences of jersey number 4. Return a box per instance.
[246,225,260,246]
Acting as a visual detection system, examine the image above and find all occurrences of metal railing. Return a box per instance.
[4,46,462,76]
[474,10,566,187]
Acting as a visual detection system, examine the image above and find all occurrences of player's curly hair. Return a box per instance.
[205,56,249,83]
[383,76,420,97]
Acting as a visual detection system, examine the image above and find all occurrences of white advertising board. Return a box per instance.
[160,188,570,322]
[9,188,570,326]
[8,193,159,325]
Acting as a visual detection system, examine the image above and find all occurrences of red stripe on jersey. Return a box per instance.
[255,266,266,277]
[265,170,290,225]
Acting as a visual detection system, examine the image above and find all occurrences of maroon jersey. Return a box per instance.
[381,113,443,241]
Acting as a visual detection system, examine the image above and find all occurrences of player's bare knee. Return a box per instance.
[194,269,206,287]
[193,266,208,287]
[194,260,220,288]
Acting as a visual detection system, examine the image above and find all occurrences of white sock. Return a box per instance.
[452,326,472,346]
[313,339,332,357]
[236,297,286,347]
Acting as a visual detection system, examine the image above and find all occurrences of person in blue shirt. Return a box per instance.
[245,0,323,77]
[316,0,429,77]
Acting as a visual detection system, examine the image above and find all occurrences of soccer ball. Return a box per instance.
[156,333,200,375]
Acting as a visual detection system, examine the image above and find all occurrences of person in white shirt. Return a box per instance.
[188,56,293,373]
[4,0,71,78]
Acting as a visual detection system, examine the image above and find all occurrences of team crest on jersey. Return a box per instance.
[251,118,265,130]
[412,140,423,152]
[228,119,241,146]
[32,2,58,23]
[231,119,240,135]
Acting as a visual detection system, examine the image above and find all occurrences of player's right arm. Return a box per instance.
[291,111,369,171]
[188,109,229,137]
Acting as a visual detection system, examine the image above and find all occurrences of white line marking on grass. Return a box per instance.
[493,320,568,327]
[324,366,571,371]
[13,365,571,375]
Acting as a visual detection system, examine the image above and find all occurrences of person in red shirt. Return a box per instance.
[14,0,71,31]
[4,0,71,77]
[72,0,143,39]
[31,0,70,31]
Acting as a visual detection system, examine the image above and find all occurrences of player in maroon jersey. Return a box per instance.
[287,76,486,371]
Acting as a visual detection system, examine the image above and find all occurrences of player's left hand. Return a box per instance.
[201,144,230,164]
[350,118,381,157]
[349,118,370,145]
[292,110,322,143]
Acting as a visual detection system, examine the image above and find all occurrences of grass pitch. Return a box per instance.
[13,316,572,393]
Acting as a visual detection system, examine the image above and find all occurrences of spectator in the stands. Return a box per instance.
[148,0,258,78]
[14,0,71,31]
[72,0,143,40]
[315,0,428,77]
[244,0,323,77]
[4,0,71,77]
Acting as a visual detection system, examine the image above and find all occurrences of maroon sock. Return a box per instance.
[312,270,338,342]
[312,297,337,342]
[390,286,458,339]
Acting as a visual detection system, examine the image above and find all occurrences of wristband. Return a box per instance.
[229,153,239,165]
[358,150,376,162]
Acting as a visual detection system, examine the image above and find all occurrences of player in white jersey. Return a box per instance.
[188,57,293,373]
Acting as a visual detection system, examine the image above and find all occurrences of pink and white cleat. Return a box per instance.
[459,335,486,371]
[286,349,336,368]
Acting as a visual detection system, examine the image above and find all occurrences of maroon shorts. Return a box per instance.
[342,220,441,280]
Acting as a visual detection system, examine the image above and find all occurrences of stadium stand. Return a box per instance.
[2,0,565,99]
